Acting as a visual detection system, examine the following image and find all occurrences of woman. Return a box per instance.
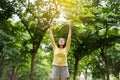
[49,22,72,80]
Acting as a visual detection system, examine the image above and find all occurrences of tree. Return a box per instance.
[108,43,120,80]
[0,0,15,20]
[92,0,120,79]
[14,0,61,79]
[0,20,25,80]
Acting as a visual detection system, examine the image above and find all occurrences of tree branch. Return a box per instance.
[16,12,34,43]
[20,0,40,19]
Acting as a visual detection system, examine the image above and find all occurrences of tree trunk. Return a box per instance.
[73,58,79,80]
[0,53,6,77]
[9,66,15,80]
[114,64,120,80]
[30,53,35,80]
[116,73,119,80]
[14,68,19,80]
[100,47,109,80]
[85,69,87,80]
[0,62,3,78]
[105,59,109,80]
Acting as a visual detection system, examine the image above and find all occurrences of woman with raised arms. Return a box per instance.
[49,22,72,80]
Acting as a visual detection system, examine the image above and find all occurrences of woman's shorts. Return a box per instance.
[51,65,69,78]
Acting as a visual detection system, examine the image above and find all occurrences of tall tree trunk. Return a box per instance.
[0,53,6,77]
[9,66,15,80]
[73,58,79,80]
[14,68,19,80]
[30,53,35,80]
[114,64,120,80]
[29,32,46,80]
[100,47,109,80]
[105,59,109,80]
[116,73,119,80]
[85,69,87,80]
[0,61,3,78]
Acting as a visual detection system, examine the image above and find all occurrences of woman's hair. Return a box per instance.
[57,38,66,48]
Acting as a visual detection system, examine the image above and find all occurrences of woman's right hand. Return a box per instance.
[67,23,71,27]
[49,22,53,28]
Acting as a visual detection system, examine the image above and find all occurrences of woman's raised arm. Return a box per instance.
[66,23,72,51]
[49,22,57,50]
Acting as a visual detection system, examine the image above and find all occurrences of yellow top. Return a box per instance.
[50,37,71,66]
